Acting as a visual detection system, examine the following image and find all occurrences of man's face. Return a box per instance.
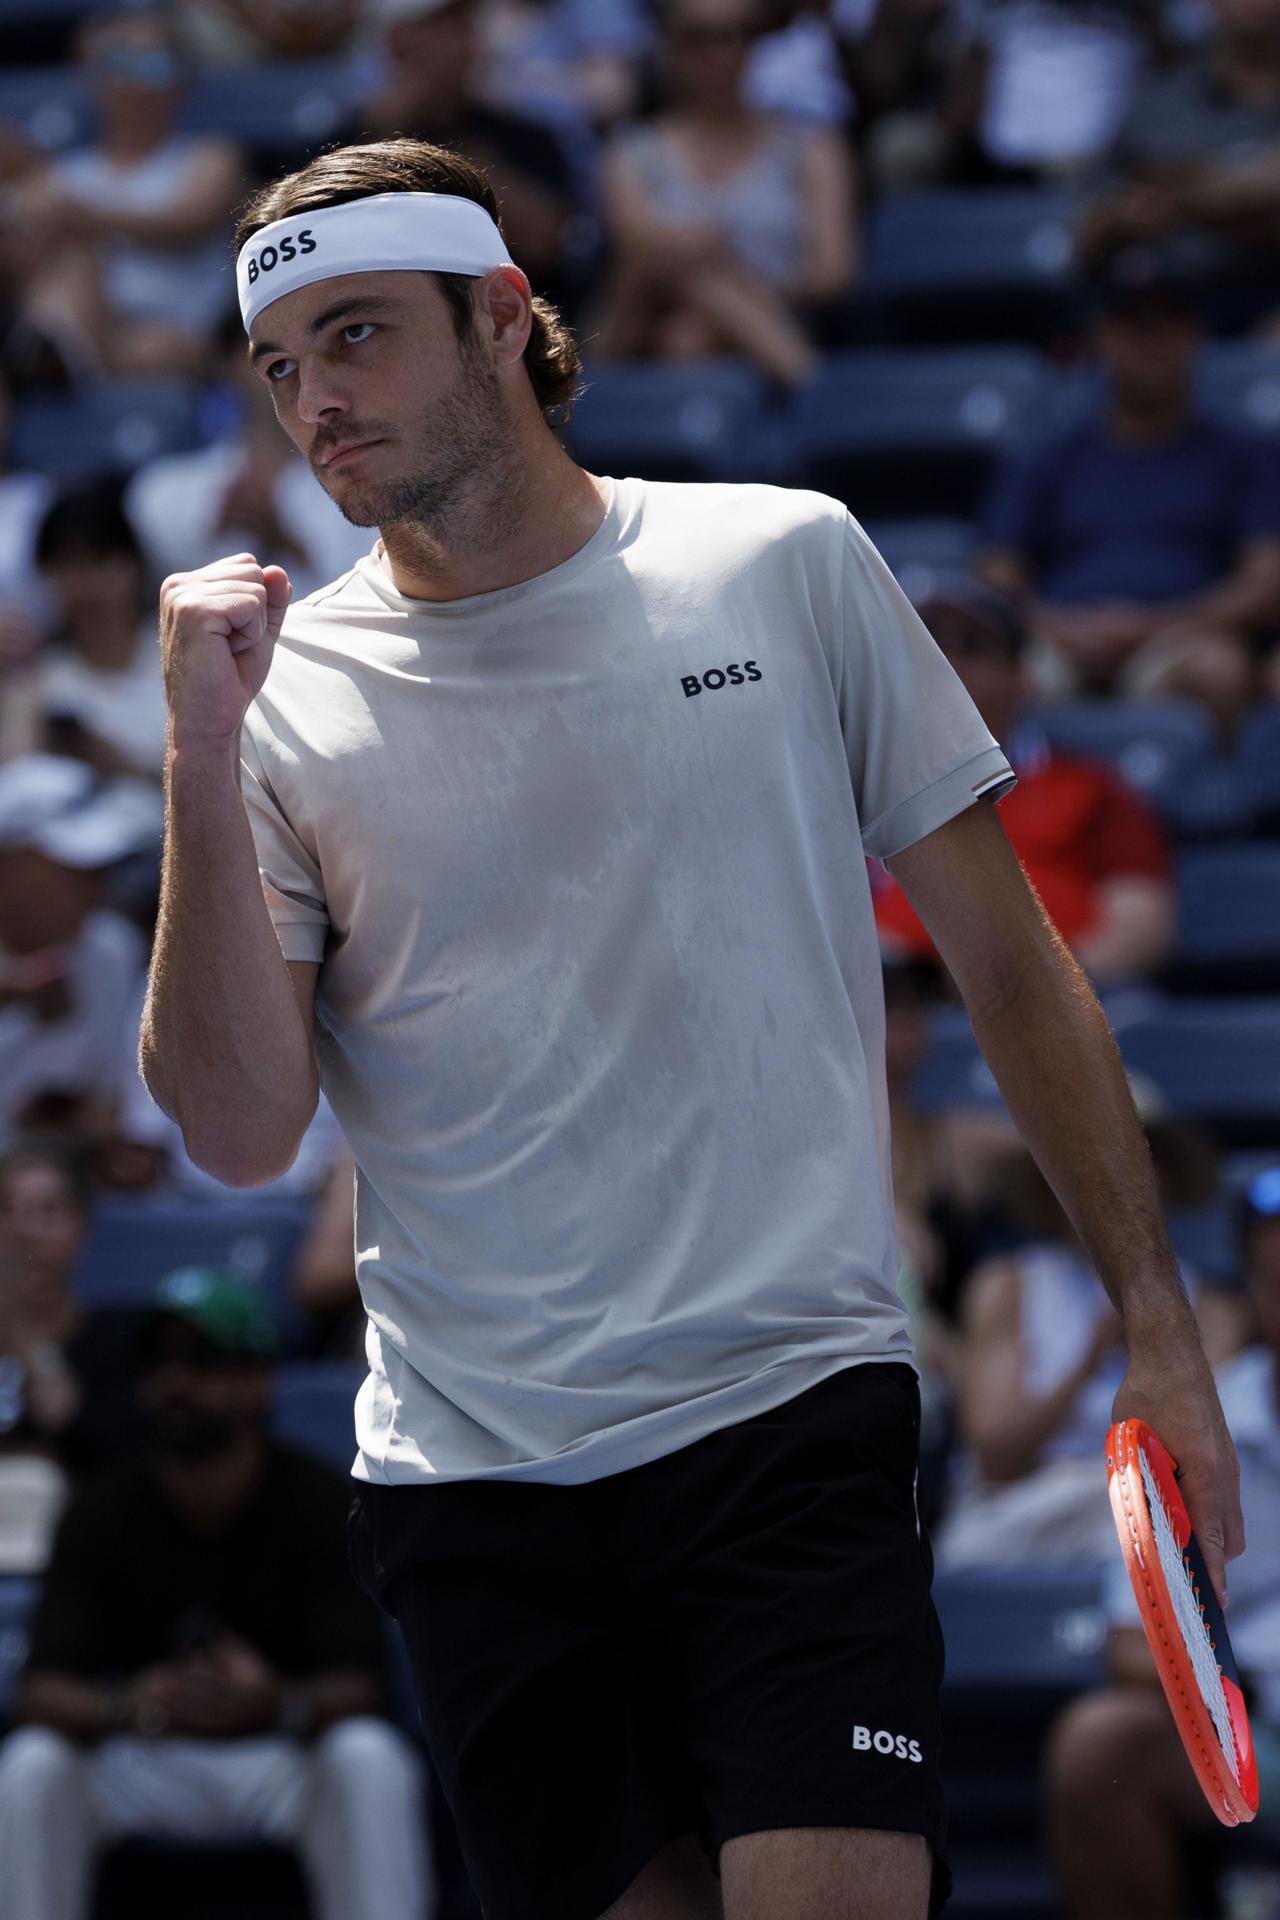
[1096,306,1199,414]
[249,269,510,530]
[0,1158,84,1288]
[138,1319,270,1459]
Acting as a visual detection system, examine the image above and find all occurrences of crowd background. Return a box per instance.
[2,0,1280,1915]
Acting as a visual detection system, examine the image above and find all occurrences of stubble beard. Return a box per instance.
[318,339,510,536]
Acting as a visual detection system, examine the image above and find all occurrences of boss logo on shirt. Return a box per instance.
[853,1725,924,1763]
[245,229,317,285]
[681,662,763,698]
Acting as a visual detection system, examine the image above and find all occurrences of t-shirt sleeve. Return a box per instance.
[1091,765,1171,883]
[23,1493,121,1677]
[834,515,1015,862]
[240,720,330,963]
[978,439,1058,564]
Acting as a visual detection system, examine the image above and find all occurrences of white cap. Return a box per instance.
[0,755,163,869]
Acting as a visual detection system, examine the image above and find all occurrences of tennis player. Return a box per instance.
[141,138,1244,1920]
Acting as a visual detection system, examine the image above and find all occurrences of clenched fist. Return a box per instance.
[159,553,292,751]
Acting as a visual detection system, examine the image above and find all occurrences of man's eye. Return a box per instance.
[265,359,296,383]
[342,323,375,345]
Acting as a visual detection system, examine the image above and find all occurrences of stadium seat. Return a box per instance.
[181,58,362,158]
[861,517,976,601]
[0,1576,37,1732]
[1237,701,1280,831]
[0,65,90,149]
[72,1194,313,1344]
[272,1362,364,1473]
[1197,341,1280,435]
[9,383,205,479]
[1171,844,1280,990]
[1031,698,1214,806]
[1113,995,1280,1142]
[564,360,772,484]
[789,347,1048,519]
[861,188,1080,348]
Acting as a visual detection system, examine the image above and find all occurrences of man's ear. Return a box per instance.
[479,266,533,365]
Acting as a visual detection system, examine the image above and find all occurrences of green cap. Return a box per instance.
[151,1267,278,1358]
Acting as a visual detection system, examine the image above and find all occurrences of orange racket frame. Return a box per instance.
[1106,1418,1258,1826]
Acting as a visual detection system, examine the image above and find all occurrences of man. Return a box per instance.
[140,136,1242,1920]
[0,1266,430,1920]
[872,579,1175,988]
[1048,1169,1280,1920]
[978,239,1280,734]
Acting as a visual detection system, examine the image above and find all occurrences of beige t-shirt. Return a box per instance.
[241,478,1014,1484]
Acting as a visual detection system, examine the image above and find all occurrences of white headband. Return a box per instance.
[237,191,514,332]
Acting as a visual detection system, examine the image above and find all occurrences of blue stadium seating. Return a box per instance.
[789,347,1049,518]
[272,1362,363,1473]
[862,517,976,600]
[1237,701,1280,830]
[1031,698,1215,808]
[1114,995,1280,1141]
[10,383,205,479]
[564,359,772,483]
[72,1194,314,1344]
[862,188,1080,349]
[0,1576,37,1732]
[1196,341,1280,435]
[1173,844,1280,988]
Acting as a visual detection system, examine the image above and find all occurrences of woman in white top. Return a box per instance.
[596,0,857,385]
[35,482,167,783]
[13,9,242,377]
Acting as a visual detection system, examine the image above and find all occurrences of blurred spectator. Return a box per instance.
[1081,0,1280,320]
[9,8,243,378]
[361,0,584,307]
[0,754,159,1152]
[0,1267,432,1920]
[480,0,654,131]
[0,377,54,768]
[933,1106,1240,1572]
[35,482,167,783]
[126,311,373,602]
[1047,1170,1280,1920]
[175,0,360,64]
[947,0,1160,182]
[595,0,858,385]
[840,0,957,192]
[872,580,1176,988]
[0,1139,144,1564]
[979,241,1280,736]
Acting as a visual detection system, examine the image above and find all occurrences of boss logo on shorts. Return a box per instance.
[681,662,763,698]
[245,229,318,285]
[853,1725,924,1763]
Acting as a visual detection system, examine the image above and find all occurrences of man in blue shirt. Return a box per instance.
[979,241,1280,736]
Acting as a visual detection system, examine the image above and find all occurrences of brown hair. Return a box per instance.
[235,138,582,422]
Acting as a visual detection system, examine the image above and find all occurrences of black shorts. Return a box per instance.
[349,1361,951,1920]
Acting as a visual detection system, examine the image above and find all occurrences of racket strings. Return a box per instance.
[1139,1452,1240,1783]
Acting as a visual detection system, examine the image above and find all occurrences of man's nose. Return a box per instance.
[295,361,349,428]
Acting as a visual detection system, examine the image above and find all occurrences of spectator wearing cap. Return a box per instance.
[35,481,167,784]
[7,8,243,378]
[978,241,1280,737]
[0,1267,432,1920]
[1047,1168,1280,1919]
[595,0,858,386]
[360,0,585,311]
[872,579,1176,988]
[125,311,373,605]
[0,754,160,1151]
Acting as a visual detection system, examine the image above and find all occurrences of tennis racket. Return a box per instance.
[1106,1418,1258,1826]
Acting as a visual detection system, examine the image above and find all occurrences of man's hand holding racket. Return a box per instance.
[1109,1319,1245,1612]
[159,553,293,754]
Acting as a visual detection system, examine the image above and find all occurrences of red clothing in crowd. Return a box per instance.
[872,741,1170,960]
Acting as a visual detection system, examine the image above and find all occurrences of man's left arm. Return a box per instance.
[887,800,1245,1604]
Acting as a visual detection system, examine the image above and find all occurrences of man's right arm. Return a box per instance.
[139,554,320,1188]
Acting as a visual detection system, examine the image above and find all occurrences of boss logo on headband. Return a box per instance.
[246,228,317,286]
